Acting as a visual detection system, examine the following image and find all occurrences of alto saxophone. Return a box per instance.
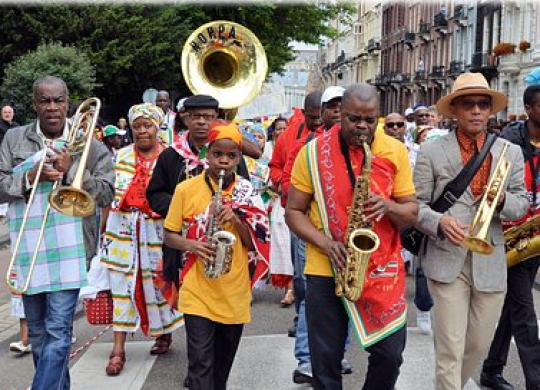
[504,214,540,267]
[335,141,380,302]
[204,169,236,278]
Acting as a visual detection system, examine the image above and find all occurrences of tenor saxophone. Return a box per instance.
[335,141,380,302]
[204,170,236,278]
[504,214,540,267]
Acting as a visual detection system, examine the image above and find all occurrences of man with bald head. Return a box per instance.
[155,90,176,144]
[384,113,406,143]
[0,105,19,145]
[286,83,418,390]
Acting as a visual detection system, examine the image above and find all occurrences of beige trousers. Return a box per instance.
[428,259,505,390]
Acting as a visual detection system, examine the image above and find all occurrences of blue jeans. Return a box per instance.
[23,289,79,390]
[294,238,310,366]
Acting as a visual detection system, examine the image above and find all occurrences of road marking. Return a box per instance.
[70,341,156,390]
[397,327,480,390]
[228,334,309,390]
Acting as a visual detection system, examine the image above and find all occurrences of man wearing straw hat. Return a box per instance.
[413,72,528,390]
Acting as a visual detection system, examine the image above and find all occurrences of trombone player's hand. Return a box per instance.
[27,159,63,184]
[50,146,72,174]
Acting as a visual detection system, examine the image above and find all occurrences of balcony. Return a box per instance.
[371,74,387,87]
[434,12,448,34]
[418,22,430,41]
[430,66,445,78]
[388,72,411,84]
[414,70,427,83]
[498,51,534,75]
[471,52,499,80]
[404,32,416,48]
[448,60,464,76]
[453,5,467,26]
[367,38,381,53]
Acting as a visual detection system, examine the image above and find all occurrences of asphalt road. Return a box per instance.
[0,244,538,390]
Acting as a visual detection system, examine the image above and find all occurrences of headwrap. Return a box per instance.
[247,123,267,142]
[207,122,243,147]
[128,103,165,129]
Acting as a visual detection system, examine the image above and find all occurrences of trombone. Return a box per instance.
[6,98,101,295]
[463,142,511,255]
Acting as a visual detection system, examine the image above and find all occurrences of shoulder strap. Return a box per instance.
[431,133,496,213]
[296,122,306,140]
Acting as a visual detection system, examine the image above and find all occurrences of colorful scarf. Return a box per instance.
[307,124,406,348]
[171,131,209,178]
[180,175,270,287]
[128,103,165,129]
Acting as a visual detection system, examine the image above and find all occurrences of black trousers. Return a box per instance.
[306,275,406,390]
[483,257,540,390]
[184,314,244,390]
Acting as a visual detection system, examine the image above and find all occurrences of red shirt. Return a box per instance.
[456,130,491,198]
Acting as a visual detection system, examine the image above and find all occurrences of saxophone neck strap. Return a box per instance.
[338,131,366,190]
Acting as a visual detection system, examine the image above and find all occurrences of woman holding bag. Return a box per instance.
[101,103,183,376]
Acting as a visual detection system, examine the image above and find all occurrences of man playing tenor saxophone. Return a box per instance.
[413,72,528,390]
[285,83,418,390]
[480,84,540,390]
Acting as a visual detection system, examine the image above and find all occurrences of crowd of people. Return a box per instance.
[1,71,540,390]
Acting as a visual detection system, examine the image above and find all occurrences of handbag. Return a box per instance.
[83,290,113,325]
[401,133,496,255]
[414,266,433,311]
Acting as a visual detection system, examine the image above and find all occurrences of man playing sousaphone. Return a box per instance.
[0,76,114,389]
[285,83,418,390]
[413,72,528,390]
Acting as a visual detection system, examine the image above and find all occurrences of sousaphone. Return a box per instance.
[181,21,268,117]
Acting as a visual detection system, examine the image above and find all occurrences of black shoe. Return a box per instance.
[293,365,313,384]
[480,372,514,390]
[288,325,297,338]
[183,376,189,388]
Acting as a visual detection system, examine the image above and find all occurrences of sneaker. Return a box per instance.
[71,335,77,344]
[417,310,432,335]
[293,364,312,384]
[341,358,353,374]
[9,341,32,354]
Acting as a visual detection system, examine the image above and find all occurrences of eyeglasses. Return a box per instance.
[187,113,217,121]
[385,122,405,128]
[457,99,492,111]
[417,113,430,118]
[344,113,377,125]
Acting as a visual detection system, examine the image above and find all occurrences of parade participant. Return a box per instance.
[286,83,418,390]
[146,95,262,305]
[164,122,270,390]
[428,105,443,128]
[414,73,528,390]
[0,75,114,390]
[101,124,126,161]
[480,84,540,390]
[117,117,133,145]
[244,123,270,199]
[101,103,183,376]
[281,86,349,384]
[156,90,177,145]
[383,113,406,143]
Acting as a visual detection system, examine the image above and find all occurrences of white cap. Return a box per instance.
[321,86,345,105]
[404,108,414,116]
[176,97,188,111]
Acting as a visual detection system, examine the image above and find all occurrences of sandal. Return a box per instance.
[105,351,126,376]
[150,334,172,355]
[280,289,295,307]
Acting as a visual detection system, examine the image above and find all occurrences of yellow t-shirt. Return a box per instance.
[290,131,415,277]
[164,173,252,324]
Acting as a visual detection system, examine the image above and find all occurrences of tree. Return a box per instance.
[0,4,353,121]
[0,42,97,124]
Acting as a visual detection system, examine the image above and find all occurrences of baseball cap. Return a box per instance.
[103,125,126,138]
[176,97,187,112]
[321,86,345,105]
[404,107,414,116]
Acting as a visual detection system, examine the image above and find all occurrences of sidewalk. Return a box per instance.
[0,220,8,247]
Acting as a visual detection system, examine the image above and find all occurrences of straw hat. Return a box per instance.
[436,73,508,118]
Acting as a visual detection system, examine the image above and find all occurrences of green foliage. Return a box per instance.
[1,42,97,124]
[0,4,353,120]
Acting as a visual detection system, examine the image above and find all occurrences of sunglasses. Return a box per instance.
[455,99,492,111]
[386,122,405,128]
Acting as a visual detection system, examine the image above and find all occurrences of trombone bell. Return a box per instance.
[49,187,96,217]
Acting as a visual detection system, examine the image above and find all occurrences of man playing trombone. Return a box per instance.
[413,73,528,390]
[0,76,114,390]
